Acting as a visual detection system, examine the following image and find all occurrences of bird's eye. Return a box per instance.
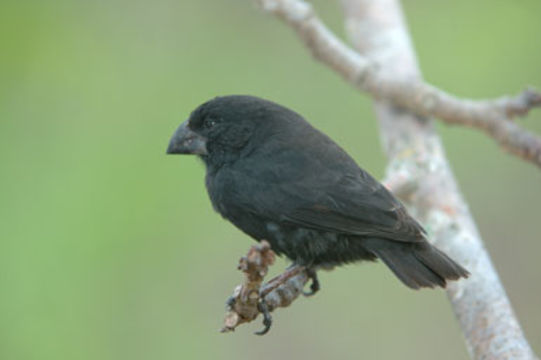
[204,118,216,129]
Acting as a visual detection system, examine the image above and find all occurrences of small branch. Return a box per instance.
[257,0,371,84]
[221,241,309,333]
[257,0,541,169]
[369,82,541,166]
[503,88,541,118]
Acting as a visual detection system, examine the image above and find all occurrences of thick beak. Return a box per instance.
[166,120,208,155]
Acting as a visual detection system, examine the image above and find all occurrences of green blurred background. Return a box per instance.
[1,0,540,359]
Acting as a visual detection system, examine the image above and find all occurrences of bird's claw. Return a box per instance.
[225,295,236,309]
[303,268,320,297]
[254,299,272,335]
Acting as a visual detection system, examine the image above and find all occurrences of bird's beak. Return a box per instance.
[166,120,208,155]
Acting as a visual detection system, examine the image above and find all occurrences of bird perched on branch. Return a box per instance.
[167,95,469,291]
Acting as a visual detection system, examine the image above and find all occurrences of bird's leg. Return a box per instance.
[303,268,320,296]
[254,299,272,335]
[260,265,305,297]
[254,265,311,335]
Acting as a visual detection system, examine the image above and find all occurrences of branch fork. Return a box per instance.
[258,0,541,169]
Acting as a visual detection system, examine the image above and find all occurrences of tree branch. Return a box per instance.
[253,0,539,359]
[257,0,541,169]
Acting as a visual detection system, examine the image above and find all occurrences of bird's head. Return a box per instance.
[166,95,304,168]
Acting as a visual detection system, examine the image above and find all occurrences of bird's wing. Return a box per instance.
[227,146,425,243]
[278,167,426,243]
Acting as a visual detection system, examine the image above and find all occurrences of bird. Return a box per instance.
[167,95,469,293]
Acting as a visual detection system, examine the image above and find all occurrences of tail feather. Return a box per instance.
[414,244,470,281]
[363,239,469,289]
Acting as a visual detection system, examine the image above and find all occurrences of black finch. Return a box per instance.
[167,95,469,289]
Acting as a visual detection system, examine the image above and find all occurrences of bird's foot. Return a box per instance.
[253,265,316,335]
[303,268,320,296]
[225,295,236,309]
[254,299,272,335]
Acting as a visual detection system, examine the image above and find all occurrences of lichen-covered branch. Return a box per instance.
[257,0,541,169]
[340,1,538,358]
[221,241,308,333]
[254,0,539,359]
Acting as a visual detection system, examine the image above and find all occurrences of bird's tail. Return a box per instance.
[363,239,469,289]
